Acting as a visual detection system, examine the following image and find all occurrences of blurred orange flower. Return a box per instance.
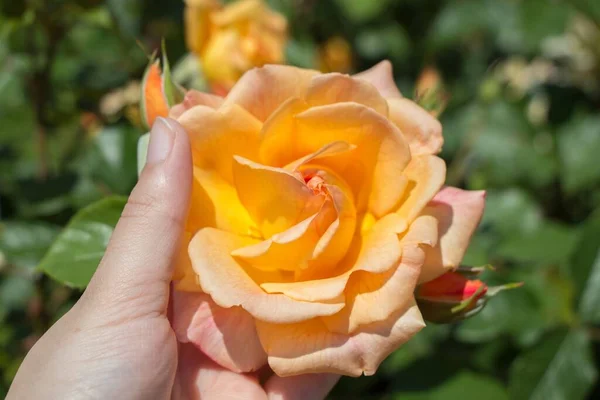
[185,0,287,94]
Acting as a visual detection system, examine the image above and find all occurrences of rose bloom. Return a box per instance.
[185,0,287,94]
[168,61,485,377]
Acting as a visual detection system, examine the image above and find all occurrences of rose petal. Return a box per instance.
[172,291,267,372]
[261,102,410,214]
[420,187,486,283]
[354,60,402,99]
[231,203,335,272]
[232,156,324,238]
[224,65,319,122]
[188,167,257,236]
[388,98,443,156]
[189,228,346,324]
[322,216,437,334]
[177,103,262,183]
[396,155,446,223]
[305,73,388,116]
[255,299,425,377]
[169,90,224,119]
[260,212,407,302]
[284,141,356,172]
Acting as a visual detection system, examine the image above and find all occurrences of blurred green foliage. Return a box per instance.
[1,0,600,398]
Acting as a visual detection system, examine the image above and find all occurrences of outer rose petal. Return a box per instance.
[169,90,224,119]
[305,73,388,116]
[224,65,319,122]
[260,213,408,302]
[322,215,437,334]
[354,60,402,99]
[232,156,324,238]
[189,228,346,324]
[177,103,262,183]
[419,187,486,283]
[388,98,443,155]
[255,300,425,377]
[396,155,446,223]
[172,291,267,372]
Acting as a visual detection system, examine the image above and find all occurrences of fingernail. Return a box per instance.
[146,117,175,165]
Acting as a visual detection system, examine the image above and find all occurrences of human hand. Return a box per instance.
[7,118,339,400]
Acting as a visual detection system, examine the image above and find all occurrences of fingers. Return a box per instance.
[173,344,268,400]
[83,117,192,318]
[265,373,340,400]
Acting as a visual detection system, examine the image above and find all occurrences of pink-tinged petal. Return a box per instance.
[255,299,425,377]
[322,215,437,334]
[172,291,267,372]
[388,98,443,156]
[354,60,402,99]
[305,73,388,116]
[260,212,408,302]
[232,156,324,238]
[189,228,345,324]
[396,155,447,223]
[420,187,486,283]
[169,90,224,119]
[223,65,319,122]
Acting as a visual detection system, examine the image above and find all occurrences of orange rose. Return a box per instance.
[169,61,485,376]
[184,0,287,94]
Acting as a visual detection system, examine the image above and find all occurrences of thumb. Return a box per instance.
[82,117,192,319]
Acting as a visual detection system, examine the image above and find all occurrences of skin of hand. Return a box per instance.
[7,118,340,400]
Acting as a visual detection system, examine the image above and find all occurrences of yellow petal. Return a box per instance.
[322,215,437,334]
[261,102,410,214]
[284,141,356,172]
[396,155,446,223]
[420,187,486,283]
[189,228,346,324]
[305,73,388,116]
[231,202,335,272]
[354,60,402,99]
[224,65,319,122]
[295,184,356,281]
[232,156,324,238]
[184,0,220,55]
[202,29,246,89]
[255,299,425,377]
[189,167,257,236]
[211,0,264,26]
[172,291,267,372]
[177,102,262,183]
[388,98,443,156]
[260,212,407,302]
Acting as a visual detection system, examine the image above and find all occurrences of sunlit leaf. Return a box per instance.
[38,196,127,288]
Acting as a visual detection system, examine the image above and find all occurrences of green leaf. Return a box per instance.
[75,125,140,195]
[557,115,600,194]
[393,371,509,400]
[38,196,127,288]
[333,0,392,23]
[574,209,600,323]
[161,41,185,107]
[0,222,60,269]
[508,329,597,400]
[355,24,410,62]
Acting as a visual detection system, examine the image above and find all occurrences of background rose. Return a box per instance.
[184,0,287,93]
[170,62,485,377]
